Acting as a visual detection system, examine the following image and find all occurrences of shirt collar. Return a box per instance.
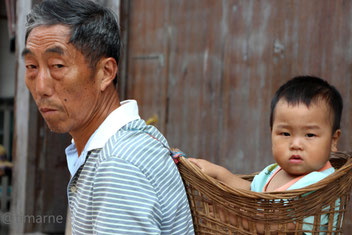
[85,99,140,151]
[65,99,140,176]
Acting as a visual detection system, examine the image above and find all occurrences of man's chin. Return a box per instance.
[45,123,69,134]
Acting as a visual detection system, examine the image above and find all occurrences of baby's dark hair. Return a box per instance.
[270,76,343,133]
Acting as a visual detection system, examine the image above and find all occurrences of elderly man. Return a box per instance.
[22,0,194,234]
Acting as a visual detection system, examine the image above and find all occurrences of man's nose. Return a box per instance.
[36,68,53,97]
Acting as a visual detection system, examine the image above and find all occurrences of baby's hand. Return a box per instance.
[189,158,251,190]
[188,158,224,180]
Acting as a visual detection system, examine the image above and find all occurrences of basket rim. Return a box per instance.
[178,151,352,200]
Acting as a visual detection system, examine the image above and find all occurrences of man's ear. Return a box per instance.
[98,57,118,92]
[331,129,341,152]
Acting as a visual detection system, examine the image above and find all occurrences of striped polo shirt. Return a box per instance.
[65,100,194,234]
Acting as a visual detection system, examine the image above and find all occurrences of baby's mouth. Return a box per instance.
[289,155,303,163]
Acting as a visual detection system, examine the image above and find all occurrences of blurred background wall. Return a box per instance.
[118,0,352,231]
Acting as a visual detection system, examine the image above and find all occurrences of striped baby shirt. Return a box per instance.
[66,101,194,234]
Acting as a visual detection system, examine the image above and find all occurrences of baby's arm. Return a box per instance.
[188,158,251,190]
[188,158,296,234]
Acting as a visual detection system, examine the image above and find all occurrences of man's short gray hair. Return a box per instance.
[26,0,121,81]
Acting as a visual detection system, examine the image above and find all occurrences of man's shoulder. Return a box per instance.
[109,119,168,153]
[98,119,173,172]
[85,120,194,234]
[94,118,185,199]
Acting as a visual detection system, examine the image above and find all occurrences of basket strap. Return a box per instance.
[134,129,187,164]
[169,150,187,164]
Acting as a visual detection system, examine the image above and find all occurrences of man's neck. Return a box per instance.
[71,88,120,156]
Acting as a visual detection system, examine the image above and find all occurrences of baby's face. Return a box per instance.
[271,99,340,176]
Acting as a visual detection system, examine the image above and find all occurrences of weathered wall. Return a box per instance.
[120,0,352,230]
[0,1,15,98]
[120,0,352,173]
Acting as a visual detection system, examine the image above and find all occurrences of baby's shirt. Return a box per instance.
[251,162,337,234]
[251,161,335,192]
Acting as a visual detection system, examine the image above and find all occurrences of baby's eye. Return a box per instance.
[280,132,290,136]
[306,133,316,138]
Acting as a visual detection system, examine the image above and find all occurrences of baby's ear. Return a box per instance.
[331,129,341,152]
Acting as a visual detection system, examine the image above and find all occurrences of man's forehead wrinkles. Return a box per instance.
[26,32,70,49]
[28,26,70,39]
[45,46,66,55]
[22,45,69,59]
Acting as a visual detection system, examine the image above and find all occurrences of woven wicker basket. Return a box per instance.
[177,151,352,234]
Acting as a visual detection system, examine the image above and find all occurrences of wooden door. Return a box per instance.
[119,0,352,229]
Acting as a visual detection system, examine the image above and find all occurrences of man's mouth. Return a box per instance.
[40,107,57,115]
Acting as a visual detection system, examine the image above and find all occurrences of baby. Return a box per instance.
[190,76,343,233]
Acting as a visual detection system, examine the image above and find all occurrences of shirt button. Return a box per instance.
[71,186,77,193]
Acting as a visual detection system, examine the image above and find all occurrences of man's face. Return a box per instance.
[23,25,100,134]
[271,99,340,176]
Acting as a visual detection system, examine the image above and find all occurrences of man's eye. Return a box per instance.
[306,133,316,138]
[54,64,64,68]
[280,132,290,136]
[26,65,37,69]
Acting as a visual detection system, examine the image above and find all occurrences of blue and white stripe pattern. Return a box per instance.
[68,119,194,234]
